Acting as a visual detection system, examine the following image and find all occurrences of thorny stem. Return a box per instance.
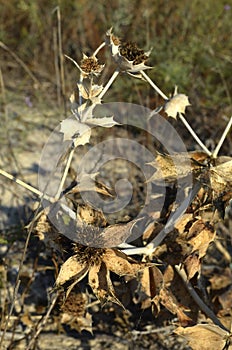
[55,147,75,200]
[98,69,120,99]
[175,265,229,332]
[178,113,212,156]
[0,169,55,202]
[212,115,232,158]
[140,70,168,100]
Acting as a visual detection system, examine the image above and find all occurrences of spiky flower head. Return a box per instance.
[80,54,104,78]
[106,28,152,73]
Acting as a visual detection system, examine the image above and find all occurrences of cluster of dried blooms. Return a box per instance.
[33,29,232,349]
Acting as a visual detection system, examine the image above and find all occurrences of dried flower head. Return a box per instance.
[106,28,151,73]
[164,86,191,119]
[80,54,104,77]
[56,245,153,306]
[65,53,104,79]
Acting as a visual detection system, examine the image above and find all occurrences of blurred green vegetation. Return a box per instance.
[0,0,231,108]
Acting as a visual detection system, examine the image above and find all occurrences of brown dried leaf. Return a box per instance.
[210,159,232,193]
[159,287,191,326]
[218,286,232,313]
[56,255,89,286]
[100,219,141,247]
[184,252,201,280]
[103,248,153,277]
[88,262,123,307]
[147,151,208,184]
[187,220,216,258]
[174,213,194,234]
[209,267,232,290]
[136,266,163,310]
[175,324,232,350]
[61,312,93,334]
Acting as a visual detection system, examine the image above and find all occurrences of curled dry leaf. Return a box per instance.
[78,80,103,100]
[88,261,123,307]
[103,248,153,276]
[175,324,232,350]
[135,266,163,310]
[187,220,216,259]
[56,255,89,286]
[159,287,192,326]
[210,158,232,194]
[99,218,141,247]
[147,151,208,184]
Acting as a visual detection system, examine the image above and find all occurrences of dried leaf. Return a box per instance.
[159,287,191,325]
[175,324,232,350]
[136,266,163,310]
[187,220,215,258]
[218,286,232,313]
[174,213,194,234]
[56,255,89,286]
[209,268,232,290]
[210,159,232,193]
[78,81,103,100]
[184,252,201,280]
[164,89,191,119]
[147,151,207,184]
[87,116,119,128]
[103,248,153,276]
[88,262,123,306]
[60,118,91,144]
[100,219,140,247]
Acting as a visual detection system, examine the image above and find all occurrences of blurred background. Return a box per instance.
[0,0,231,107]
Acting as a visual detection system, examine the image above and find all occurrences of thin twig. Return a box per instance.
[0,168,55,202]
[0,41,39,86]
[175,265,229,332]
[53,27,61,106]
[98,69,120,99]
[212,115,232,158]
[178,113,212,156]
[25,292,59,350]
[57,6,66,109]
[0,281,20,347]
[93,42,106,56]
[140,70,168,100]
[55,147,75,200]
